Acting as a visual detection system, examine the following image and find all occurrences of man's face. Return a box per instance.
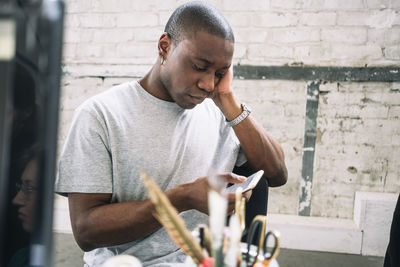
[159,31,234,109]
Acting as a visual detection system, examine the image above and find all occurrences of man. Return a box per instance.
[55,2,287,266]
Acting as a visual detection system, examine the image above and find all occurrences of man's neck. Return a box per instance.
[139,65,172,102]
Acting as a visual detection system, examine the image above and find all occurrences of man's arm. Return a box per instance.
[69,188,183,252]
[68,173,245,251]
[212,67,288,187]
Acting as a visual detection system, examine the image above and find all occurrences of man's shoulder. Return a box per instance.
[90,80,137,104]
[78,80,138,114]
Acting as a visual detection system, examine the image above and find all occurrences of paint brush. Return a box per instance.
[207,174,228,267]
[140,170,205,265]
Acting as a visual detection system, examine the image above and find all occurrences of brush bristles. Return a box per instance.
[140,170,205,265]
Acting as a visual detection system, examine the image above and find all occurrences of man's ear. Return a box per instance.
[158,33,172,61]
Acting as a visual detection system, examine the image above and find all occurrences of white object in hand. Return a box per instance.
[226,170,264,194]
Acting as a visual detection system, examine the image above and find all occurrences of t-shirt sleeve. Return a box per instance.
[55,106,113,195]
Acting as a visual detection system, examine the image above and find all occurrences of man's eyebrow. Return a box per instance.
[194,57,231,69]
[194,57,212,65]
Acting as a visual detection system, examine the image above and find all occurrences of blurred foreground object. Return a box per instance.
[0,0,65,266]
[140,170,205,265]
[242,215,280,267]
[102,255,142,267]
[141,171,280,267]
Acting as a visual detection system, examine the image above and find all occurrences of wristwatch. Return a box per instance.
[227,103,251,127]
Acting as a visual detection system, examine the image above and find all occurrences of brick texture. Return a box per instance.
[63,0,400,67]
[314,82,400,218]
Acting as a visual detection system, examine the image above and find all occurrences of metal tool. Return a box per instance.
[244,215,280,267]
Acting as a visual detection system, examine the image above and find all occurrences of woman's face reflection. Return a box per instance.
[12,159,38,233]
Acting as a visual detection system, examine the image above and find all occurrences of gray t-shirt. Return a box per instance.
[55,81,246,266]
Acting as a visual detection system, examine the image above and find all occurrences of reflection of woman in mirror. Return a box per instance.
[13,158,38,233]
[4,56,39,266]
[7,146,39,267]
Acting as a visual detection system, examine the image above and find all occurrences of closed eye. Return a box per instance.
[193,64,207,72]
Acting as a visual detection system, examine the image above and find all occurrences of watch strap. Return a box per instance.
[227,103,251,127]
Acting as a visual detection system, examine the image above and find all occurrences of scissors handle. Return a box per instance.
[262,230,280,265]
[245,215,267,266]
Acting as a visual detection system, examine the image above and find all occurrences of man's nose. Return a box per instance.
[12,190,25,206]
[198,72,216,93]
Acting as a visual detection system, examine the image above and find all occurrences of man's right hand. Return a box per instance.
[175,173,247,214]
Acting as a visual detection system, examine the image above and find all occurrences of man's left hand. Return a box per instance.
[210,66,242,120]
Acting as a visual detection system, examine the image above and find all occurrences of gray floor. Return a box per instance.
[53,233,384,267]
[53,233,84,267]
[277,248,384,267]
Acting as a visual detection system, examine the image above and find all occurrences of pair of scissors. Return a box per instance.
[244,215,280,267]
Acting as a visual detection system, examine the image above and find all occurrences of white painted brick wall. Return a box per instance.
[367,9,398,29]
[78,14,115,28]
[303,0,365,10]
[328,43,382,61]
[271,0,367,11]
[271,27,320,43]
[252,12,299,27]
[61,0,400,67]
[321,27,367,44]
[64,28,94,43]
[91,0,135,13]
[234,28,269,43]
[92,29,134,43]
[116,13,158,27]
[365,0,391,9]
[299,12,336,26]
[220,0,270,11]
[385,45,400,60]
[314,82,400,218]
[234,80,306,216]
[337,11,372,26]
[58,0,400,224]
[393,0,400,9]
[224,12,251,27]
[248,44,293,60]
[270,0,301,10]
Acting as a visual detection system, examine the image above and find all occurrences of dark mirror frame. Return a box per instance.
[0,0,64,266]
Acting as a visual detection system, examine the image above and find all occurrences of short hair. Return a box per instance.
[164,1,234,44]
